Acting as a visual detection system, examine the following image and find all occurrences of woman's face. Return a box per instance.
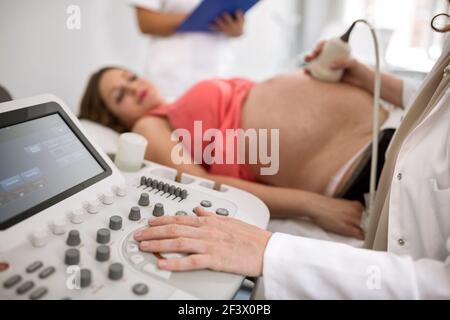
[99,68,165,127]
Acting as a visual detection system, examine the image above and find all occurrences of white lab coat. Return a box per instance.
[130,0,234,100]
[262,36,450,299]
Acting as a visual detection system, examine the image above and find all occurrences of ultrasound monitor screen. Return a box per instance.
[0,112,106,228]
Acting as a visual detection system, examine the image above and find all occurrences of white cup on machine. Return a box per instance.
[114,133,148,172]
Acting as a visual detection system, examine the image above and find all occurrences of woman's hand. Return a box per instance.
[134,207,272,277]
[210,11,245,38]
[308,196,365,240]
[304,40,375,93]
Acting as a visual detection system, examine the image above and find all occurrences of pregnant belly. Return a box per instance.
[240,72,387,193]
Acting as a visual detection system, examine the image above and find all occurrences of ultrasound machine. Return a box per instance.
[0,95,269,300]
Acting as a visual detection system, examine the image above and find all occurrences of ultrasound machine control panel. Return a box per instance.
[0,95,269,300]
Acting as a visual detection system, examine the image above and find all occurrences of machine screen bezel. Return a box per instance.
[0,101,112,230]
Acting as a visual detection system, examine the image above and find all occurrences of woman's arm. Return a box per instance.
[133,117,364,239]
[135,7,187,37]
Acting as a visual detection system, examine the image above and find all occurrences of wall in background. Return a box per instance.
[0,0,301,114]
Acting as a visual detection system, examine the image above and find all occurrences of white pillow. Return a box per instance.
[79,119,120,155]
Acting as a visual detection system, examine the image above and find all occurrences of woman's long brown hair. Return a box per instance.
[79,66,128,133]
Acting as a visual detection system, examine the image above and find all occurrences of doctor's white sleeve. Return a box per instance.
[263,233,450,299]
[402,77,422,111]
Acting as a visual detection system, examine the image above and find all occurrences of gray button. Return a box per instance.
[26,261,43,273]
[163,183,170,193]
[29,287,48,300]
[200,200,212,208]
[146,178,153,187]
[181,189,188,200]
[96,245,110,262]
[80,269,92,288]
[151,180,158,189]
[397,173,402,181]
[96,228,111,244]
[39,266,56,279]
[140,176,147,186]
[66,230,81,247]
[176,211,188,216]
[138,193,150,206]
[216,208,229,216]
[132,283,149,296]
[129,206,141,221]
[16,281,34,295]
[398,238,406,246]
[174,187,181,197]
[109,215,123,230]
[3,275,22,289]
[65,248,80,265]
[108,263,124,280]
[169,185,176,195]
[153,203,164,217]
[157,181,164,191]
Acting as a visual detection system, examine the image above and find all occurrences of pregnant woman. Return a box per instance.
[79,66,394,239]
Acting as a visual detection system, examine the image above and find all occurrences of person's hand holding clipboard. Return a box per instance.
[176,0,260,37]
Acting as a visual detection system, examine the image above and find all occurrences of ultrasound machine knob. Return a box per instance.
[68,209,85,224]
[114,184,128,197]
[169,185,175,195]
[80,269,92,288]
[138,193,150,206]
[96,228,111,244]
[108,263,124,280]
[109,216,123,230]
[139,176,147,186]
[65,248,80,265]
[31,230,50,248]
[181,189,188,200]
[152,203,165,217]
[96,245,110,262]
[66,230,81,247]
[86,201,99,214]
[100,192,114,205]
[128,207,141,221]
[146,178,153,188]
[174,187,181,197]
[51,217,68,235]
[157,181,164,191]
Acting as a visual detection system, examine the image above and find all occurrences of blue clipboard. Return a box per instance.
[176,0,259,33]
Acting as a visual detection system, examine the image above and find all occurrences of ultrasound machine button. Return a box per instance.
[163,183,170,193]
[180,189,188,200]
[39,266,56,279]
[16,281,35,295]
[31,230,50,248]
[126,244,139,253]
[114,184,128,197]
[151,180,158,189]
[3,275,22,289]
[157,181,164,191]
[86,201,100,214]
[200,200,212,208]
[130,254,145,265]
[26,261,43,273]
[65,248,80,266]
[216,208,229,217]
[129,207,141,221]
[96,245,110,262]
[66,230,81,247]
[138,193,150,207]
[100,192,115,205]
[96,228,111,244]
[108,263,124,280]
[68,209,85,224]
[80,269,92,288]
[152,203,164,217]
[51,217,68,235]
[109,216,123,230]
[132,283,149,296]
[140,176,147,186]
[142,263,171,280]
[29,287,48,300]
[169,185,176,195]
[174,188,181,197]
[176,211,188,216]
[146,178,153,187]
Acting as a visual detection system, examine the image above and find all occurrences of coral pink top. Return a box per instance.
[147,78,257,181]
